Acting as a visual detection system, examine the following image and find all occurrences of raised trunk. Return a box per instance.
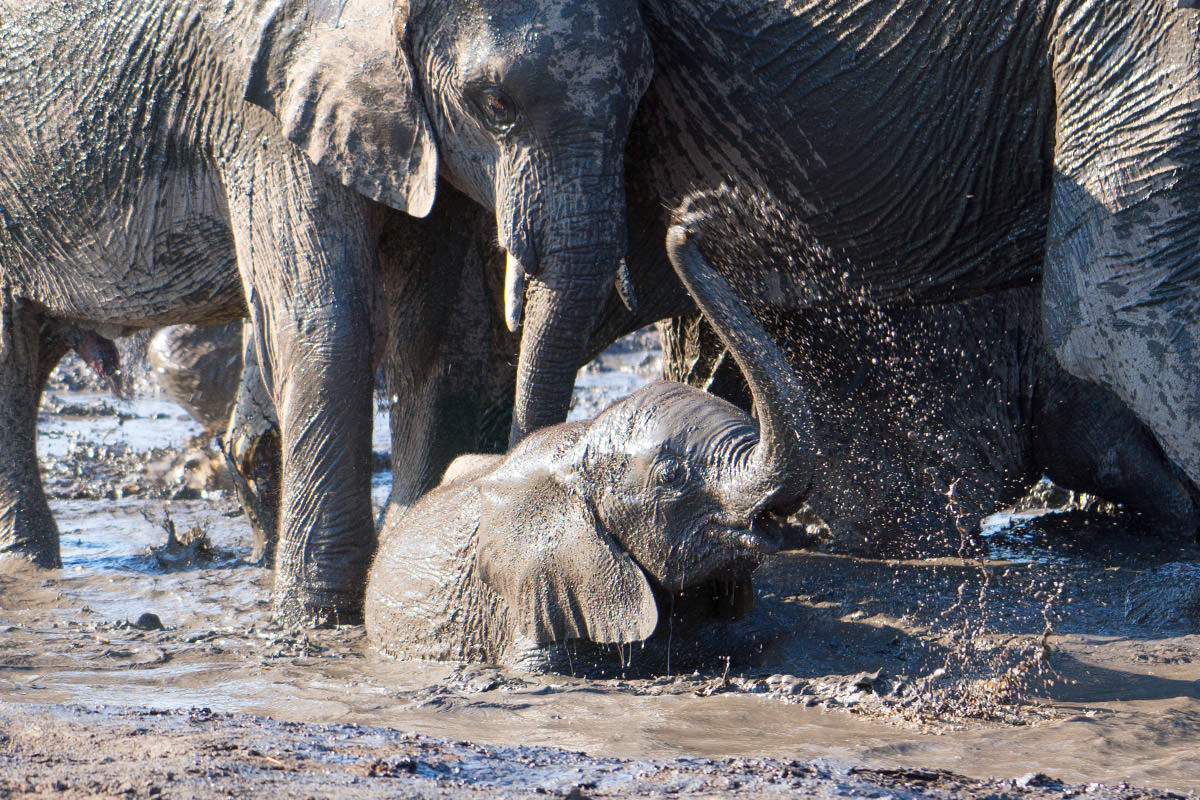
[666,189,816,521]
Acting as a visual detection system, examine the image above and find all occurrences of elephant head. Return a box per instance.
[466,194,819,649]
[473,379,797,647]
[239,0,654,443]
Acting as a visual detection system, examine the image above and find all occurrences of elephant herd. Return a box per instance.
[2,0,1199,665]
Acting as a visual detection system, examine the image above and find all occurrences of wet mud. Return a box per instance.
[1,345,1198,798]
[0,704,1189,800]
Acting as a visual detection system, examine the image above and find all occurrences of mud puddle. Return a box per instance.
[1,343,1198,796]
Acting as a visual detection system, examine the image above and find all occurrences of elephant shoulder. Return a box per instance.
[375,482,481,559]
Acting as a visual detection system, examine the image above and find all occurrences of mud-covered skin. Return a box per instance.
[366,398,769,665]
[146,323,243,434]
[406,1,653,443]
[367,213,812,664]
[141,181,517,537]
[0,0,654,624]
[665,187,1199,556]
[596,0,1200,487]
[592,0,1200,484]
[0,0,386,624]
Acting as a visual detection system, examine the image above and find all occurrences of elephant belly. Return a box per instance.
[1,165,245,329]
[638,0,1055,304]
[0,0,245,328]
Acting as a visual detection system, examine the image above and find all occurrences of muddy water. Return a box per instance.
[2,346,1199,795]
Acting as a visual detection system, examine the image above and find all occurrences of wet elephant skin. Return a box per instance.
[365,0,1200,555]
[662,187,1200,557]
[614,0,1200,497]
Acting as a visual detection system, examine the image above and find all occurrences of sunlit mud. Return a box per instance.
[1,340,1198,796]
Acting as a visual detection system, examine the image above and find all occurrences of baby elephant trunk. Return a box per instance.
[666,188,816,525]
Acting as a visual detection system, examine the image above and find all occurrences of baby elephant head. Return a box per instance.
[576,382,792,593]
[473,380,801,649]
[471,198,819,647]
[367,186,819,662]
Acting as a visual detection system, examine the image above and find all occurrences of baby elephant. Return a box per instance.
[365,209,816,666]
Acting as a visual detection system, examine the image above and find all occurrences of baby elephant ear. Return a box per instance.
[476,480,658,646]
[242,0,437,216]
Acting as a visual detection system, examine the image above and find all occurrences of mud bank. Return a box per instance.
[0,702,1190,800]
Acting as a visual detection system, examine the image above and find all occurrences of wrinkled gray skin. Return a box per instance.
[361,0,1200,549]
[665,187,1200,556]
[609,0,1200,499]
[147,323,244,436]
[364,202,814,665]
[141,0,1200,565]
[598,0,1200,550]
[0,0,651,623]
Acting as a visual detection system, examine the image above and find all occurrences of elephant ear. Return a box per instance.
[242,0,437,216]
[475,478,658,646]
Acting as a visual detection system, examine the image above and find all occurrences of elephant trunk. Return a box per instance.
[666,190,816,524]
[506,171,629,443]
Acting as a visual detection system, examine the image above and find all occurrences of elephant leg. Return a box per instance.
[223,321,281,566]
[1035,370,1200,540]
[0,295,63,567]
[659,314,752,413]
[224,148,381,625]
[147,320,281,563]
[380,182,516,509]
[1044,1,1200,489]
[146,322,242,434]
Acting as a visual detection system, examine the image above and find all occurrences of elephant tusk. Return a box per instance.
[504,252,528,333]
[614,258,638,315]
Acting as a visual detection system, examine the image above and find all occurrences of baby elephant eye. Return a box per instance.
[471,87,519,134]
[651,454,688,490]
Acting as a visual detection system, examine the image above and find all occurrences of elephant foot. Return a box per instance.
[0,536,61,571]
[0,505,62,570]
[272,583,364,628]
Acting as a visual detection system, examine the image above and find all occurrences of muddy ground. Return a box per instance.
[1,335,1198,798]
[0,704,1191,800]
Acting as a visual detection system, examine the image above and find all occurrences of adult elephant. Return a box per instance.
[386,0,1200,507]
[129,0,1200,562]
[599,0,1200,498]
[664,187,1199,555]
[0,0,651,624]
[385,0,1200,552]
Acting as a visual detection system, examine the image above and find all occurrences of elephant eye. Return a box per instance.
[651,454,688,491]
[471,87,520,134]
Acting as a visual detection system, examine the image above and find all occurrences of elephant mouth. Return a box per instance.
[704,510,787,563]
[643,511,785,598]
